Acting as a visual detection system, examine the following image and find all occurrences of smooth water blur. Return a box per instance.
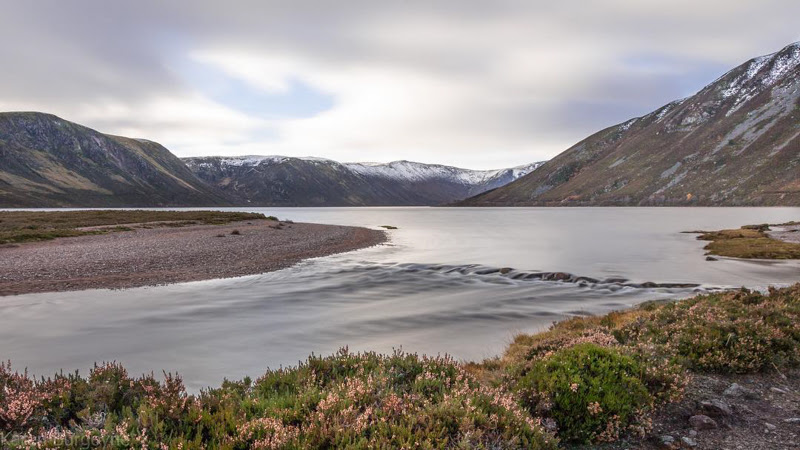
[1,207,799,390]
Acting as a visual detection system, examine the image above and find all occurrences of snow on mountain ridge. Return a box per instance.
[201,155,543,186]
[720,42,800,116]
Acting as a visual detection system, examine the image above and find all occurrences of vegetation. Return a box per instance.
[697,224,800,259]
[516,344,652,443]
[0,351,556,449]
[0,210,268,244]
[2,285,799,448]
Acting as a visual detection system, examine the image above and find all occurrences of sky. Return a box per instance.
[0,1,799,169]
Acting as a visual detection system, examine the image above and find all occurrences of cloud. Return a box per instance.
[0,1,799,168]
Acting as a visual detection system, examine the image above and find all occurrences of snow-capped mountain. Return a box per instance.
[462,41,800,206]
[184,156,544,206]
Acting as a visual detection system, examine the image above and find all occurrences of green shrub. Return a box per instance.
[619,287,800,373]
[516,344,652,444]
[1,350,557,449]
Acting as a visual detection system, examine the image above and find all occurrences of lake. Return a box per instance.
[1,207,799,390]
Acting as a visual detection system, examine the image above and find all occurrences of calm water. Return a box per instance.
[1,207,799,390]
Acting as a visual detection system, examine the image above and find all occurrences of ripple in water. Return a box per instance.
[0,259,709,390]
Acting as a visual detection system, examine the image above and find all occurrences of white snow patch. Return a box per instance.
[345,160,543,185]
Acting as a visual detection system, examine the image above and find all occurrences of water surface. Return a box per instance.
[1,207,798,389]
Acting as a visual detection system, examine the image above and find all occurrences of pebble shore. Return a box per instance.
[0,220,386,296]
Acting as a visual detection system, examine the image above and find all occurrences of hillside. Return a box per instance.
[184,156,543,206]
[0,112,228,207]
[460,42,800,206]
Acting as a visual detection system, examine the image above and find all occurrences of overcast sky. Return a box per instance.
[1,1,799,169]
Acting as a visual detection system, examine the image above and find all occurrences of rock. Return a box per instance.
[723,383,757,399]
[784,418,800,424]
[706,256,718,261]
[689,414,718,430]
[770,387,790,395]
[657,435,677,449]
[681,436,698,448]
[700,399,733,418]
[765,422,777,432]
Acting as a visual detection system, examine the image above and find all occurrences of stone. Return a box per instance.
[681,436,698,448]
[689,414,718,430]
[765,422,777,432]
[706,256,718,261]
[784,418,800,424]
[700,399,733,418]
[657,435,677,449]
[770,387,790,395]
[723,383,757,399]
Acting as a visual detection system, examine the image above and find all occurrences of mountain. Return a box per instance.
[184,156,544,206]
[460,42,800,206]
[0,112,229,207]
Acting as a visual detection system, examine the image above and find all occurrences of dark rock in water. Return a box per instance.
[602,277,629,284]
[659,283,701,289]
[574,276,599,284]
[545,272,572,281]
[706,256,718,261]
[689,414,718,430]
[499,267,513,274]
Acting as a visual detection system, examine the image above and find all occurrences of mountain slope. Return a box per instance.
[0,112,228,207]
[461,42,800,206]
[184,156,543,206]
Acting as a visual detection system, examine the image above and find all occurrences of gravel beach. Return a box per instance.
[769,223,800,244]
[0,220,386,296]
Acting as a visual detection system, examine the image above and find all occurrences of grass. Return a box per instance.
[0,210,268,244]
[696,223,800,259]
[2,285,799,447]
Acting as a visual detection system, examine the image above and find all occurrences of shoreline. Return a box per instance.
[2,283,798,449]
[0,219,387,296]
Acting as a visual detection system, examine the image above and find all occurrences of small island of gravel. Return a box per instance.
[0,210,386,296]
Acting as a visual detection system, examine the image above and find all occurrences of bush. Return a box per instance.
[618,287,800,373]
[0,350,558,449]
[516,344,652,444]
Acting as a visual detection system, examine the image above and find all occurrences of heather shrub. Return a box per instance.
[1,350,557,449]
[618,286,800,373]
[515,344,652,444]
